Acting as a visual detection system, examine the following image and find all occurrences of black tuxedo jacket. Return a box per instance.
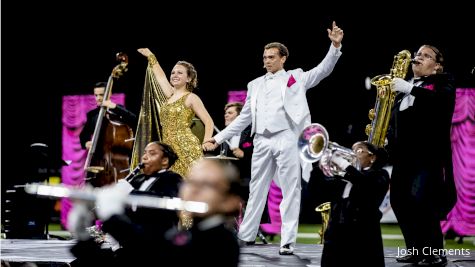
[221,125,253,180]
[322,167,389,267]
[388,73,456,218]
[164,218,240,267]
[79,105,137,149]
[327,167,389,224]
[128,170,183,197]
[101,170,183,254]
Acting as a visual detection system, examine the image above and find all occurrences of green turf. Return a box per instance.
[269,224,475,250]
[48,224,64,231]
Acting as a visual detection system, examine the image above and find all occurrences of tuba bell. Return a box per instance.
[298,123,359,177]
[366,50,412,147]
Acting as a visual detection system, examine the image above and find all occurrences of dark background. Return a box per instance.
[2,3,474,214]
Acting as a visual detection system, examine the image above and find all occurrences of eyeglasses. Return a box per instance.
[414,52,436,61]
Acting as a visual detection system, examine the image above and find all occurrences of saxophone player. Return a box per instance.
[320,141,389,267]
[389,45,456,266]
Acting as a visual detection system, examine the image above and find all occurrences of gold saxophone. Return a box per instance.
[365,50,412,147]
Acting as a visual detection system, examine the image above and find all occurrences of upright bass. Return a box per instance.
[84,53,134,187]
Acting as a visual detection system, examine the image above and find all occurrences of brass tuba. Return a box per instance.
[298,123,359,177]
[365,50,412,147]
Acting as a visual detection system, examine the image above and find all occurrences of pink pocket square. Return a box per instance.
[423,84,434,91]
[242,142,252,148]
[287,75,296,87]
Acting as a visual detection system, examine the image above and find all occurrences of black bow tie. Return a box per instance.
[132,173,159,185]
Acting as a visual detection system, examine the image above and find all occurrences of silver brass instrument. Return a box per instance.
[24,183,208,213]
[366,50,412,147]
[298,123,359,177]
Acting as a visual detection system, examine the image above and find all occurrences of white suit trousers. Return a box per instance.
[237,128,301,247]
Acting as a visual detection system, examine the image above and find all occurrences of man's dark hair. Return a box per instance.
[264,42,289,58]
[94,82,107,88]
[153,142,178,168]
[224,102,243,115]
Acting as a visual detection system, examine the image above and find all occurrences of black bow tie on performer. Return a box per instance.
[125,163,145,182]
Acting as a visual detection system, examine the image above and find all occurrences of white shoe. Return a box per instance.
[279,243,294,255]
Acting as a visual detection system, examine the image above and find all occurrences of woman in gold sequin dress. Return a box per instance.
[138,48,215,178]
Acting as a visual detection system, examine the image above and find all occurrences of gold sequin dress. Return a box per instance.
[160,93,203,178]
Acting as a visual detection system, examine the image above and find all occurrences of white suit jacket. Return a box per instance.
[215,44,342,144]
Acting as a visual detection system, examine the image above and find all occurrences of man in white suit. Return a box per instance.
[204,21,344,255]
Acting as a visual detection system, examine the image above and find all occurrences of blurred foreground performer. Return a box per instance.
[164,158,242,266]
[321,141,389,267]
[69,158,241,267]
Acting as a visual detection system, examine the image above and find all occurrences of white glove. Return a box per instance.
[67,202,95,240]
[103,233,122,251]
[331,153,351,170]
[392,77,413,94]
[95,184,129,221]
[116,179,134,194]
